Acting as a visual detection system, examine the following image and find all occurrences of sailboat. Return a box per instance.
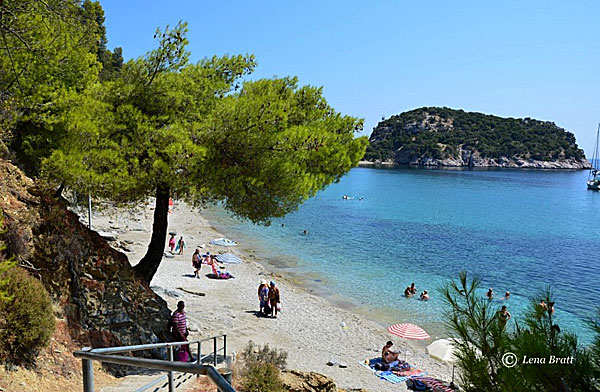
[588,123,600,191]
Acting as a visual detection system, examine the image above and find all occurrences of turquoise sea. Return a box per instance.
[205,166,600,344]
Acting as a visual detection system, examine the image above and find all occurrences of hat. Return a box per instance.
[270,280,276,286]
[260,279,267,285]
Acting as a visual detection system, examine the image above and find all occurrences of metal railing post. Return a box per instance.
[223,335,227,365]
[213,337,217,366]
[82,358,94,392]
[167,345,175,392]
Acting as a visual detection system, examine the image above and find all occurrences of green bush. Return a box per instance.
[240,341,287,392]
[242,362,284,392]
[0,266,55,365]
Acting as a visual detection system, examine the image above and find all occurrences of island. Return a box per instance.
[363,107,591,169]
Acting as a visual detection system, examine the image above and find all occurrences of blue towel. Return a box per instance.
[379,371,408,384]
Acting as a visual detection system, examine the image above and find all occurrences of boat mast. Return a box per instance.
[590,123,600,180]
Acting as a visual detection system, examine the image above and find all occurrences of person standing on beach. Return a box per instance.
[268,281,280,318]
[176,236,186,255]
[168,233,176,253]
[192,249,202,278]
[168,301,193,360]
[258,279,269,314]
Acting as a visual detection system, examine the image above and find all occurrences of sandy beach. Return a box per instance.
[87,200,455,391]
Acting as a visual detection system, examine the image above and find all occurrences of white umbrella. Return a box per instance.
[209,238,237,247]
[427,339,459,363]
[215,253,243,264]
[427,339,479,385]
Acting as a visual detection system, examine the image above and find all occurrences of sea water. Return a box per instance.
[204,166,600,344]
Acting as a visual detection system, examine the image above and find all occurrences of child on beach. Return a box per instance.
[168,233,176,253]
[175,236,185,255]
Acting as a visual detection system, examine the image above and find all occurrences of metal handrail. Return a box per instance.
[74,334,232,392]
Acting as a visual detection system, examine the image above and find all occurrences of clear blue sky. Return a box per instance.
[101,0,600,156]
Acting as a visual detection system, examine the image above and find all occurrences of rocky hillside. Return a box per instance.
[0,159,170,353]
[364,107,591,169]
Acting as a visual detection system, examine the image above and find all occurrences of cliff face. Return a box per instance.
[365,107,592,169]
[0,159,170,350]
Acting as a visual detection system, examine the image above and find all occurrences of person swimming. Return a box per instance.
[497,305,511,327]
[420,290,429,301]
[504,291,510,300]
[486,288,494,300]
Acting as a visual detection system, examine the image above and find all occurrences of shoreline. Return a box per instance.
[87,201,454,391]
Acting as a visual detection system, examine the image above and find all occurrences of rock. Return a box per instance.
[98,231,118,241]
[280,370,339,392]
[0,159,171,364]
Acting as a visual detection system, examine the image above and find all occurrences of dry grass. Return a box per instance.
[0,319,118,392]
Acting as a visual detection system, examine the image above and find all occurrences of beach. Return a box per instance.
[88,200,455,391]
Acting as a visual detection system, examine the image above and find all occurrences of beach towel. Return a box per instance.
[413,377,455,392]
[379,371,408,384]
[360,357,425,385]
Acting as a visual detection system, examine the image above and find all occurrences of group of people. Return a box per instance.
[258,279,281,318]
[191,249,233,279]
[404,282,429,301]
[168,234,186,255]
[485,288,511,301]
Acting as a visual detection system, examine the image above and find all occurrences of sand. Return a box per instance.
[88,200,455,391]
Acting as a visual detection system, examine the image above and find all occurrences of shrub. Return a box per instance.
[240,341,287,392]
[0,267,55,365]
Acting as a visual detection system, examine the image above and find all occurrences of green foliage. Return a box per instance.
[240,341,287,392]
[0,267,55,365]
[198,76,368,223]
[242,340,288,370]
[365,107,587,164]
[442,272,598,392]
[0,213,17,303]
[0,0,103,176]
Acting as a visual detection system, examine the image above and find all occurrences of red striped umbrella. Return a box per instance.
[388,323,431,340]
[388,323,430,361]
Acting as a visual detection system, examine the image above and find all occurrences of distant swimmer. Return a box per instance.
[420,290,429,301]
[504,291,510,300]
[343,195,348,199]
[303,229,308,235]
[359,197,364,200]
[486,288,494,300]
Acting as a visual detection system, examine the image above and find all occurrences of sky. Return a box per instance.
[101,0,600,156]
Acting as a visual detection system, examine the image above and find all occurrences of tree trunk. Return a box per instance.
[134,184,170,284]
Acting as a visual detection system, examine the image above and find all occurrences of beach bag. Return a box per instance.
[263,304,271,316]
[374,362,389,371]
[177,348,189,362]
[276,303,282,311]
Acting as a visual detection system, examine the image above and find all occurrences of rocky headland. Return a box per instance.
[364,107,591,169]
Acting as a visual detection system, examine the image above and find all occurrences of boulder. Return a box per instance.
[280,370,367,392]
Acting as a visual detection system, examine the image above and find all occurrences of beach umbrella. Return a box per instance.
[215,253,243,264]
[209,238,237,247]
[388,323,430,361]
[427,338,480,385]
[427,339,459,363]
